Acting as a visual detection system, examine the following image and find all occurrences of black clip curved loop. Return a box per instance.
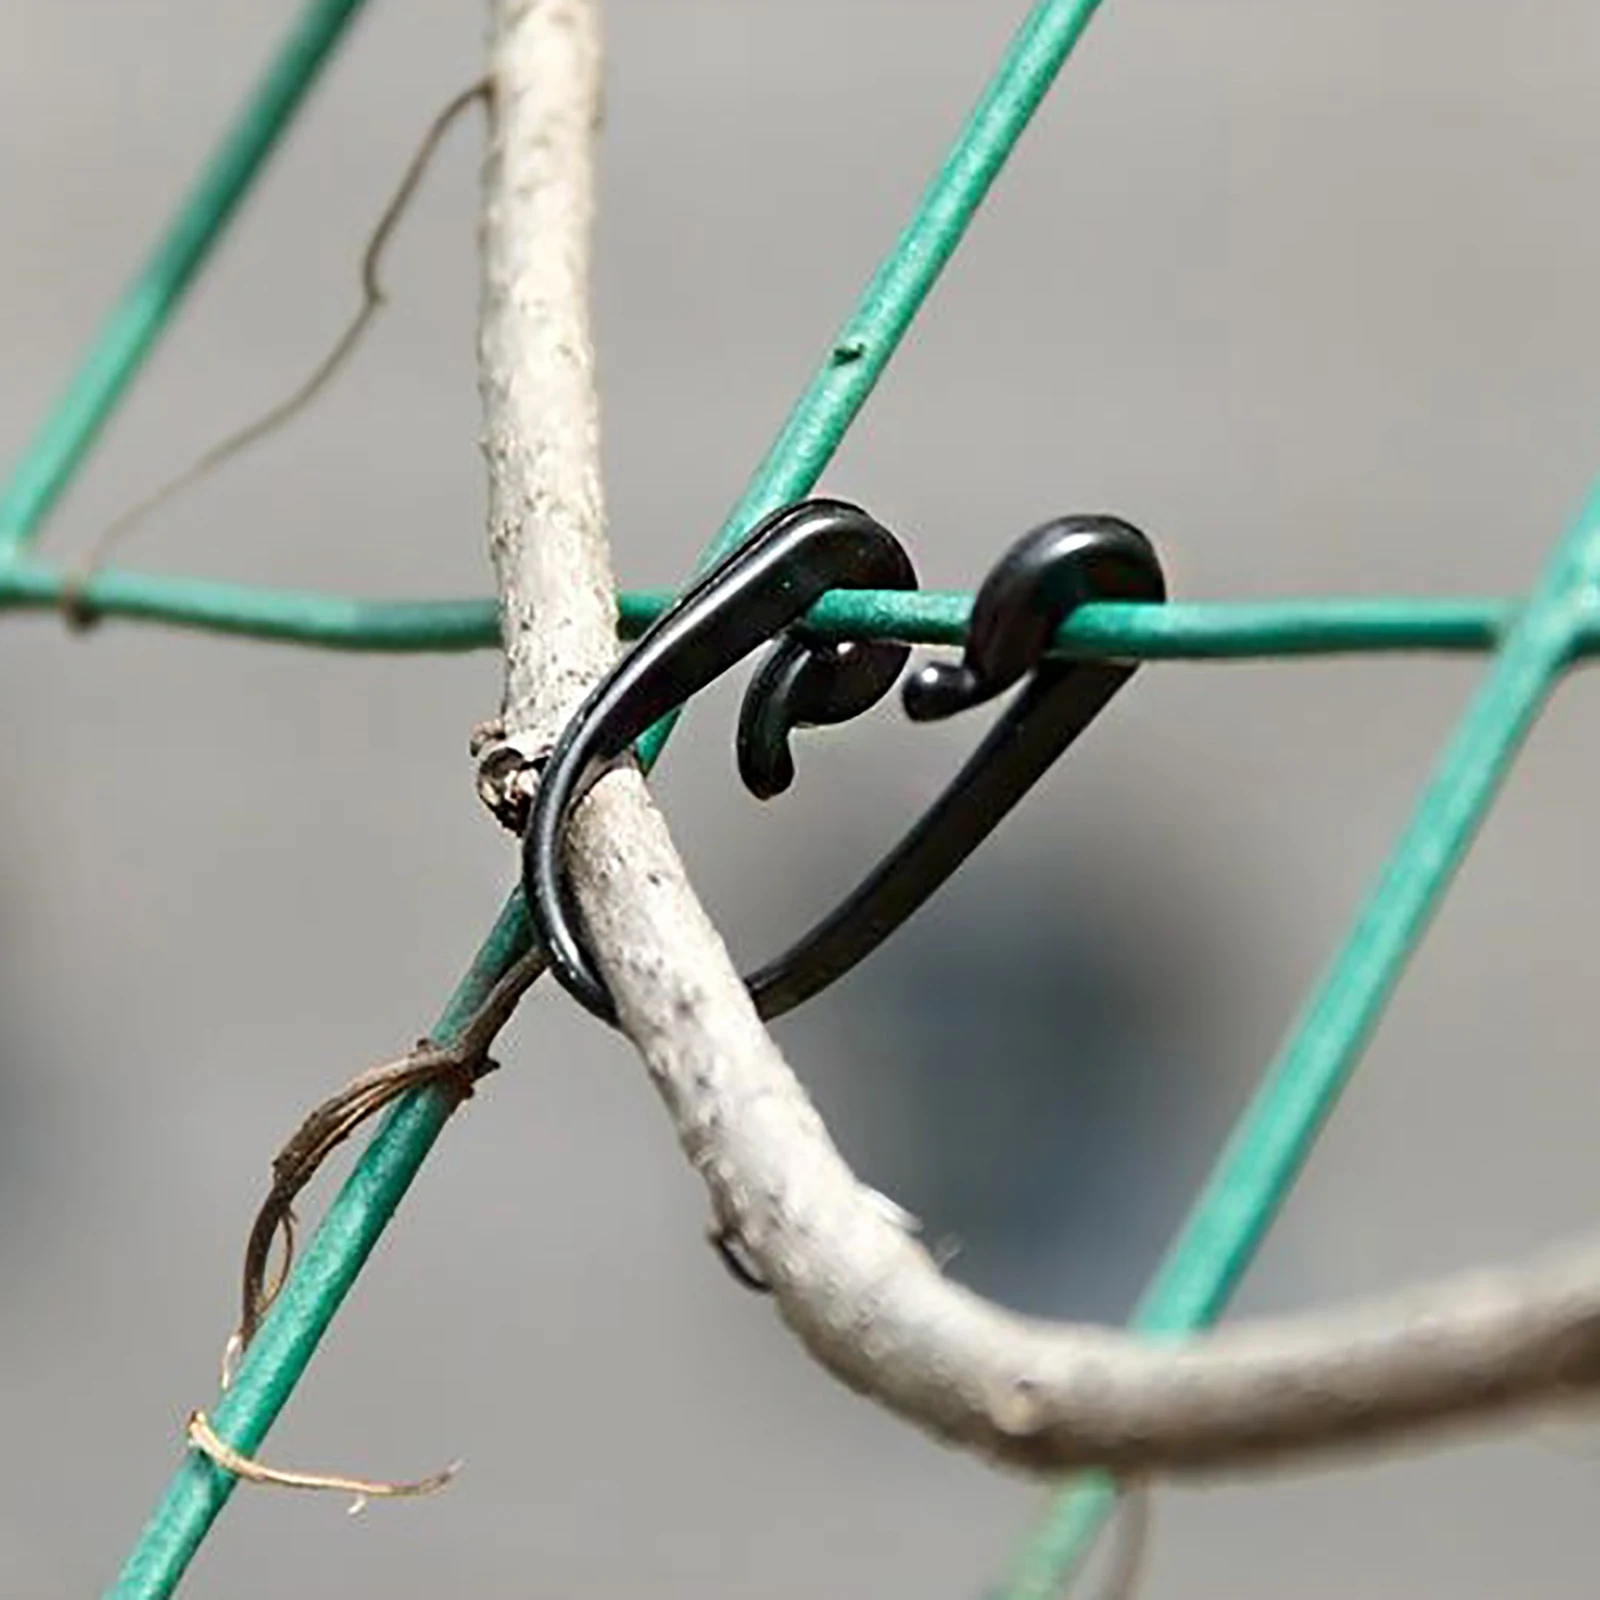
[744,513,1164,1016]
[735,542,918,800]
[524,505,1165,1026]
[523,498,917,1024]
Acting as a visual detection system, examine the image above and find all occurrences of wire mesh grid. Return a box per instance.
[0,1,1587,1595]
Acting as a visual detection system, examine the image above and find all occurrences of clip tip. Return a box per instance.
[736,730,796,801]
[902,661,982,722]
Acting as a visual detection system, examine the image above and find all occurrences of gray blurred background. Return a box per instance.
[3,1,1600,1594]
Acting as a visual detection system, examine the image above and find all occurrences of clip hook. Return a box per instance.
[522,497,916,1023]
[523,504,1165,1025]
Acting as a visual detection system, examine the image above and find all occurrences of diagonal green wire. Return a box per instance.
[701,0,1105,559]
[999,480,1600,1597]
[107,894,536,1600]
[634,0,1111,770]
[105,1,1112,1593]
[0,0,369,553]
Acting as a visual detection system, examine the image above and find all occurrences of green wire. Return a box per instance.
[0,561,496,651]
[634,0,1112,770]
[0,0,369,552]
[106,894,535,1600]
[1,557,1595,663]
[999,481,1600,1596]
[105,1,1111,1592]
[705,0,1107,560]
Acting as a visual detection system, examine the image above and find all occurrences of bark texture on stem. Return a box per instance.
[479,0,1600,1479]
[569,775,1600,1472]
[476,0,614,824]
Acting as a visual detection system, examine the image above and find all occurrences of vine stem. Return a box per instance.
[484,0,1600,1489]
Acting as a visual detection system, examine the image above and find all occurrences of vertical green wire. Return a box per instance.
[999,487,1600,1598]
[106,2,1110,1593]
[0,0,369,553]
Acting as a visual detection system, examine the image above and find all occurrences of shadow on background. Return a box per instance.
[786,828,1247,1323]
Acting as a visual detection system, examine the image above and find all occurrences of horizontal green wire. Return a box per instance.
[0,0,369,552]
[0,561,495,650]
[4,556,1597,661]
[1001,475,1600,1596]
[107,1,1111,1592]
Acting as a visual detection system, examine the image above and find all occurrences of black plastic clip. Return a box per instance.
[522,502,1165,1025]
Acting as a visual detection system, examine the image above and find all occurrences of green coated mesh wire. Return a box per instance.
[0,1,1586,1596]
[0,0,368,552]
